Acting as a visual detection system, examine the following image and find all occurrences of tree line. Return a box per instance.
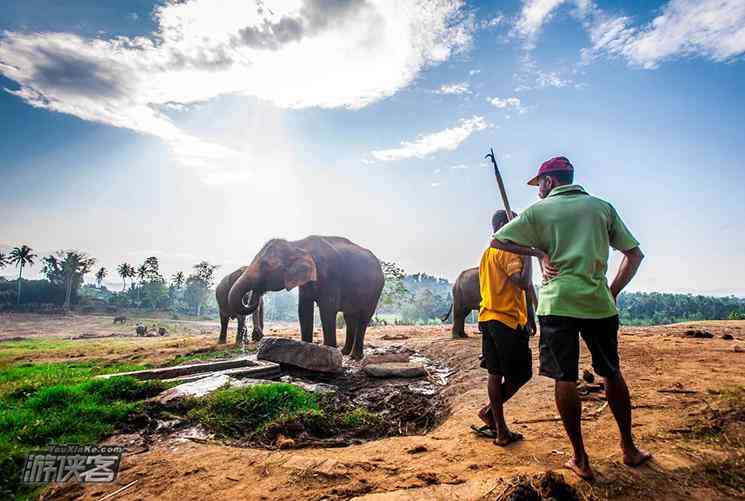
[1,246,744,325]
[0,244,220,316]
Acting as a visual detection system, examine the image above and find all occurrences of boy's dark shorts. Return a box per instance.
[538,315,620,382]
[478,320,532,385]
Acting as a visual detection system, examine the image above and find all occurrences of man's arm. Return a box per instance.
[609,246,644,301]
[507,255,538,335]
[492,238,558,281]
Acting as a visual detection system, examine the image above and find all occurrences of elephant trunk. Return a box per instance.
[227,266,262,316]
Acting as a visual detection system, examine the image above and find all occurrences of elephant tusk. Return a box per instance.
[242,290,254,309]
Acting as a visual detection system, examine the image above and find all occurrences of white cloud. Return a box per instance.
[586,0,745,68]
[431,182,442,187]
[513,0,569,49]
[480,14,505,29]
[370,115,490,162]
[486,96,525,114]
[513,0,745,68]
[450,163,469,169]
[469,69,481,75]
[435,82,471,94]
[0,0,475,182]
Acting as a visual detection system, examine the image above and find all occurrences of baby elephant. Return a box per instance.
[113,316,127,324]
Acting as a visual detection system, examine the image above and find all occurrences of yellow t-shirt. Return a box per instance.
[478,247,527,329]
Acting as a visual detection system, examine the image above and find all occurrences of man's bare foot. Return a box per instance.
[563,455,594,480]
[494,431,523,447]
[623,447,652,467]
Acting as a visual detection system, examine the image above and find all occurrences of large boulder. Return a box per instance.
[257,337,343,373]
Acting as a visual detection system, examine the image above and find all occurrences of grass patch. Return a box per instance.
[185,384,386,444]
[188,383,319,436]
[684,386,745,447]
[0,361,165,500]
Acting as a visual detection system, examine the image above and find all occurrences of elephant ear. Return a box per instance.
[284,253,317,291]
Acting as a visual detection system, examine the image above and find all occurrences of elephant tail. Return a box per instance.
[439,303,453,322]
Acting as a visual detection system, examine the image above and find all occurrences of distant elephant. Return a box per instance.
[440,267,480,338]
[113,316,127,324]
[135,324,147,336]
[227,236,384,360]
[216,267,265,345]
[441,267,539,338]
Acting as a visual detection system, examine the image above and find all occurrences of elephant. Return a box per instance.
[441,267,539,339]
[227,236,384,360]
[440,267,480,338]
[135,324,147,336]
[113,316,127,324]
[216,266,264,345]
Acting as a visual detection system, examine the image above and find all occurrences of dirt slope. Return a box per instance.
[25,319,745,500]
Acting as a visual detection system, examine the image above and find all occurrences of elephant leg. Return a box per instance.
[452,302,468,339]
[251,298,264,341]
[350,318,369,360]
[298,293,315,343]
[342,313,358,355]
[218,314,229,344]
[319,300,338,347]
[236,315,247,346]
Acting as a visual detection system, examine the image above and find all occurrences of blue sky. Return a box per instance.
[1,0,744,295]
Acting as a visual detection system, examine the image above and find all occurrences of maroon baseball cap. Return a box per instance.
[527,156,574,186]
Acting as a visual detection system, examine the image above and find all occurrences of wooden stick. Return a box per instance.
[485,148,513,221]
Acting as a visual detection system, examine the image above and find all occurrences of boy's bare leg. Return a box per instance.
[488,374,523,445]
[555,380,593,479]
[479,380,521,428]
[604,372,652,466]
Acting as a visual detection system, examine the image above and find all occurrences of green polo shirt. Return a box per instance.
[494,184,639,319]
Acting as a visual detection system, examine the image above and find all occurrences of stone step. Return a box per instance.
[97,356,280,381]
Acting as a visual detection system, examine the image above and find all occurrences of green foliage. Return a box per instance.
[188,383,318,436]
[729,311,745,320]
[0,367,164,499]
[340,407,382,428]
[379,261,412,310]
[617,292,745,325]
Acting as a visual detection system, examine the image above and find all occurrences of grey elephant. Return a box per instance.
[441,267,539,338]
[135,324,147,336]
[227,236,384,360]
[216,266,264,345]
[440,267,481,338]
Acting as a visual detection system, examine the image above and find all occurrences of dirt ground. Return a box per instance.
[2,314,745,500]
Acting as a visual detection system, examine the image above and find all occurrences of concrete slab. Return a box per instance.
[97,356,280,381]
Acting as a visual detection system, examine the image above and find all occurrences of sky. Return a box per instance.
[1,0,744,295]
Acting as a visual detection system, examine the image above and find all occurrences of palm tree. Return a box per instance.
[136,263,148,302]
[60,251,96,310]
[125,264,136,290]
[117,263,131,291]
[95,267,108,288]
[171,271,185,290]
[0,252,8,270]
[9,245,37,305]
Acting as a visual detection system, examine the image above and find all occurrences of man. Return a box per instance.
[475,209,536,446]
[491,156,651,479]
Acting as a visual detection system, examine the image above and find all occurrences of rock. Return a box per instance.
[722,334,734,340]
[735,345,744,353]
[582,369,595,384]
[685,329,713,339]
[257,336,343,373]
[361,353,411,367]
[363,362,427,379]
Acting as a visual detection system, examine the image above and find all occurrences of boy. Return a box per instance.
[475,210,536,445]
